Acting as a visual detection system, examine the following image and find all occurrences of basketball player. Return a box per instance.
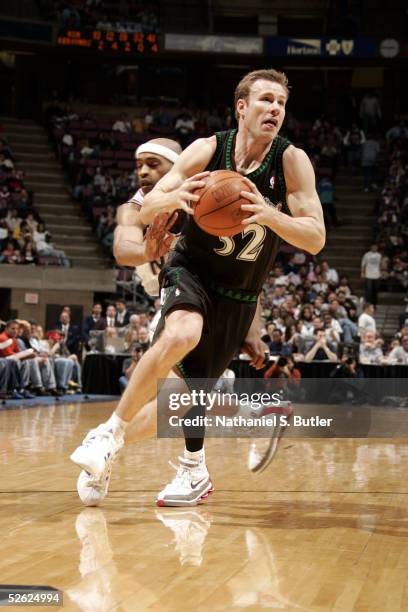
[76,136,271,506]
[72,69,325,507]
[76,137,183,501]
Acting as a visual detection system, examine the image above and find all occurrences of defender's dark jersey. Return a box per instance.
[172,129,291,294]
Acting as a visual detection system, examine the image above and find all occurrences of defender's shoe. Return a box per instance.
[70,424,124,480]
[156,457,213,507]
[247,401,293,474]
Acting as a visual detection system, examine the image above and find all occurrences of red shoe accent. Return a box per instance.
[155,481,214,507]
[198,482,214,501]
[260,404,293,418]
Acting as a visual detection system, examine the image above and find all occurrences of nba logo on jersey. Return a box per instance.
[269,175,275,190]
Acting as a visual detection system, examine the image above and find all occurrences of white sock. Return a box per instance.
[105,412,128,435]
[184,448,205,464]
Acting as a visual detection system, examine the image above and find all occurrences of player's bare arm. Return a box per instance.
[114,202,177,266]
[140,136,217,225]
[113,202,148,267]
[240,145,326,255]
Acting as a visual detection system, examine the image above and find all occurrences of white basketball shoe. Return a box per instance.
[247,401,293,474]
[70,423,124,481]
[155,509,212,566]
[76,465,112,507]
[156,457,213,507]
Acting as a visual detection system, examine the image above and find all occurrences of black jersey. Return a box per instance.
[172,129,291,294]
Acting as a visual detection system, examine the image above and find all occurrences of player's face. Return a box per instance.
[238,80,287,141]
[136,154,173,194]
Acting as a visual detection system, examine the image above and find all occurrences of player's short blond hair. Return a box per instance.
[234,69,290,120]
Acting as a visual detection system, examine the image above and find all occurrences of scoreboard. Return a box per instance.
[57,29,159,54]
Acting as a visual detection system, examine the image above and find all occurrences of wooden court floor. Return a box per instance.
[1,400,408,611]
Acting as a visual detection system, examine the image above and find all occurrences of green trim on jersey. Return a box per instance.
[224,129,280,180]
[210,129,291,211]
[211,283,258,303]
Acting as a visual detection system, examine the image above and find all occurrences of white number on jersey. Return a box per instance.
[214,223,266,262]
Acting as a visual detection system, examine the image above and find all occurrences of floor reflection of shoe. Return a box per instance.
[66,509,116,612]
[156,509,212,566]
[156,457,214,507]
[70,424,124,480]
[247,401,293,474]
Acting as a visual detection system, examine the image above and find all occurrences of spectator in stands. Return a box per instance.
[0,321,36,397]
[399,301,408,330]
[358,303,376,337]
[312,273,328,294]
[56,310,80,356]
[359,92,381,133]
[261,321,275,344]
[386,334,408,364]
[46,330,82,391]
[96,207,116,252]
[321,260,339,285]
[115,299,131,327]
[36,232,70,267]
[264,355,301,381]
[330,355,362,380]
[361,245,381,305]
[343,123,365,170]
[267,329,285,356]
[119,343,143,393]
[385,119,408,143]
[359,331,383,364]
[323,313,342,350]
[305,329,338,362]
[21,241,37,265]
[82,303,103,349]
[6,208,22,232]
[138,326,150,353]
[124,314,140,349]
[0,358,9,399]
[20,321,61,396]
[0,240,21,264]
[112,113,131,134]
[361,134,380,192]
[175,110,196,148]
[104,304,117,330]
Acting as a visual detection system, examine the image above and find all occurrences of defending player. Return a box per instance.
[72,68,325,507]
[76,137,182,502]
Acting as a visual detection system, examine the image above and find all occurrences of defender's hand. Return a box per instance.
[145,212,178,260]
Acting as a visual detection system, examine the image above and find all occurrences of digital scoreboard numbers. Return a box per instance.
[57,29,159,54]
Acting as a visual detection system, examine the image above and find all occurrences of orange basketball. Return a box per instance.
[193,170,251,237]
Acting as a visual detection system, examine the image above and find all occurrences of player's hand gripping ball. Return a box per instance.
[145,211,178,260]
[193,170,252,237]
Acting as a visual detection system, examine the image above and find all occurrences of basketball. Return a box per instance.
[193,170,252,237]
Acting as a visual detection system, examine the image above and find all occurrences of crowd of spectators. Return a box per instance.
[256,257,408,388]
[2,272,408,401]
[0,312,82,400]
[373,128,408,291]
[37,0,159,33]
[0,298,160,399]
[0,134,70,266]
[45,102,234,254]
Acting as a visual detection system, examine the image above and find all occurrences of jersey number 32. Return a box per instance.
[214,223,266,262]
